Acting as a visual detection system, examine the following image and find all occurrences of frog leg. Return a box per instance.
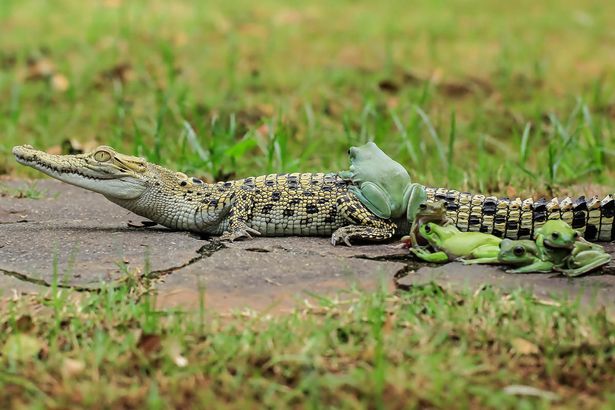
[404,183,427,247]
[460,244,500,265]
[556,254,611,277]
[410,247,450,263]
[461,256,500,265]
[348,183,392,219]
[404,183,427,223]
[506,261,554,274]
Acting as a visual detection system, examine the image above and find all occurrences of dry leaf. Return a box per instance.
[51,74,69,92]
[103,0,122,8]
[15,315,34,332]
[165,339,188,368]
[503,385,559,401]
[173,33,188,47]
[511,337,539,355]
[46,145,62,155]
[27,57,55,79]
[273,9,305,26]
[386,97,399,109]
[378,79,399,93]
[438,82,473,98]
[62,358,86,377]
[101,63,134,84]
[535,298,561,307]
[2,334,43,361]
[255,124,271,138]
[257,104,275,117]
[137,333,162,355]
[238,23,267,38]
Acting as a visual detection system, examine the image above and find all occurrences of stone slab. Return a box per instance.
[396,262,615,307]
[0,180,207,288]
[155,242,406,311]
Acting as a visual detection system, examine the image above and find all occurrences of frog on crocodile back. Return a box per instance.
[339,142,426,222]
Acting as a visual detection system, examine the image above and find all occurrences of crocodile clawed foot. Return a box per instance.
[330,234,353,247]
[330,230,353,247]
[220,227,261,242]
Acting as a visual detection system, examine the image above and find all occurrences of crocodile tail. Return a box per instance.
[425,187,615,241]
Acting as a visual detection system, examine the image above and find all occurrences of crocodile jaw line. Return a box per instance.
[13,147,146,200]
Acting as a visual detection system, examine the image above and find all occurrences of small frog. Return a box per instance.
[400,200,450,248]
[487,224,610,276]
[410,222,502,263]
[340,142,426,221]
[494,239,554,273]
[533,219,578,266]
[556,239,611,277]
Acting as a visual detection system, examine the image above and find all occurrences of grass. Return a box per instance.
[0,181,44,199]
[1,0,614,194]
[1,0,615,407]
[0,283,614,408]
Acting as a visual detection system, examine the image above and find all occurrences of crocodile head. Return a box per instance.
[13,145,149,199]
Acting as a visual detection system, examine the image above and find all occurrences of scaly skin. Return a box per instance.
[12,145,396,245]
[12,144,615,244]
[424,187,615,241]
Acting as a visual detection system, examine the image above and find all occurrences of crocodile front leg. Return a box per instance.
[331,193,397,246]
[219,191,261,241]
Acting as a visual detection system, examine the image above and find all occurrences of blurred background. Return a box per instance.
[1,0,613,195]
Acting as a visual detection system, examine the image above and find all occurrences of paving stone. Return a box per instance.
[0,180,207,288]
[396,262,615,307]
[155,244,405,311]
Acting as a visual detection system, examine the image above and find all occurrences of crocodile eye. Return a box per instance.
[94,150,111,162]
[513,246,525,256]
[551,232,560,240]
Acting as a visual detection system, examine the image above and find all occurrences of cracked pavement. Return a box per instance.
[1,179,614,312]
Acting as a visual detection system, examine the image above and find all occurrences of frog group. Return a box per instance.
[343,142,611,277]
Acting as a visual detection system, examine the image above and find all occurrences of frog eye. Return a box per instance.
[94,150,111,162]
[513,246,525,256]
[419,203,427,210]
[424,224,432,234]
[573,231,579,239]
[551,232,560,240]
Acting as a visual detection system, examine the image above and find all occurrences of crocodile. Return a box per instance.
[12,144,615,244]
